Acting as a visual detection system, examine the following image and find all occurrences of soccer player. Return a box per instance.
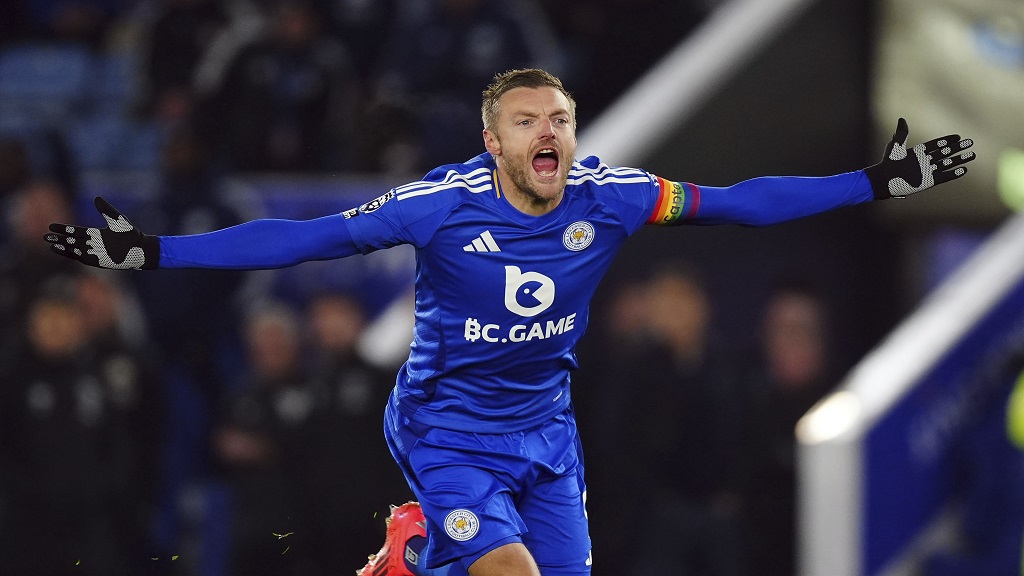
[45,69,976,576]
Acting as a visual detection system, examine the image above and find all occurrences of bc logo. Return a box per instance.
[504,266,555,317]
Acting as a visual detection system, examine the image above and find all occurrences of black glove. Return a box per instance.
[44,196,160,269]
[865,117,976,200]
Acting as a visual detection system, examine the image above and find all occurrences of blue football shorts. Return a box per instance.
[384,399,592,575]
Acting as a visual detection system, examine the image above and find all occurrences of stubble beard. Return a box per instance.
[503,151,570,210]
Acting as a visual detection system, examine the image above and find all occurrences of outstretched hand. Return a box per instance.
[44,196,160,269]
[865,118,975,199]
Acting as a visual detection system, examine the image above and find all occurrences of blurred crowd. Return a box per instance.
[2,1,988,576]
[0,0,713,177]
[0,232,411,576]
[575,264,838,576]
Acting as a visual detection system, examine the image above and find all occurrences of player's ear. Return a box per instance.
[483,129,501,156]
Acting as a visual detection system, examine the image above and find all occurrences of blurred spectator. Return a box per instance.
[76,268,149,352]
[368,0,563,172]
[212,301,314,576]
[0,279,134,575]
[131,125,247,407]
[125,126,250,563]
[0,178,80,371]
[293,291,412,574]
[596,262,746,576]
[602,279,651,352]
[195,0,360,173]
[738,280,835,576]
[141,0,231,124]
[76,270,165,572]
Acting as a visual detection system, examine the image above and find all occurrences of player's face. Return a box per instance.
[484,86,576,216]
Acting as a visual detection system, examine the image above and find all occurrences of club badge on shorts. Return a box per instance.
[444,509,480,541]
[563,221,595,251]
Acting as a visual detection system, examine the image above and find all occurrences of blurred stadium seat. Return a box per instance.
[0,43,95,129]
[64,115,165,172]
[0,43,160,173]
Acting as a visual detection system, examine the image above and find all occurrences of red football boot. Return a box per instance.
[357,501,427,576]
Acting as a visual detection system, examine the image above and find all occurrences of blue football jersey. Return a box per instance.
[343,153,661,433]
[157,150,872,433]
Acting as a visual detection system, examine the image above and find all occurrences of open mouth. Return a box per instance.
[531,148,559,177]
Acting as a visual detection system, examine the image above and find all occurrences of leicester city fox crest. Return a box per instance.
[444,509,480,541]
[562,221,595,251]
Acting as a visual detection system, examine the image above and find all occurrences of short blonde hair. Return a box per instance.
[481,69,576,131]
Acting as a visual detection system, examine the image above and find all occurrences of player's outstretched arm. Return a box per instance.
[865,117,975,199]
[657,118,978,227]
[45,196,364,270]
[45,196,160,269]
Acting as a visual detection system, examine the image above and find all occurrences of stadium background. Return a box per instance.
[0,0,1021,575]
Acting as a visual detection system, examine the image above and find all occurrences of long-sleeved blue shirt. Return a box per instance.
[159,152,873,432]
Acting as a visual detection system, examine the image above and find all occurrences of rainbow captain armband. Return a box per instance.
[646,176,700,225]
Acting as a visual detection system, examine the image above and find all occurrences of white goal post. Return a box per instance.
[796,208,1024,576]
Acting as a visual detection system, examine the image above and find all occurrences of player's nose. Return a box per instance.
[538,119,556,139]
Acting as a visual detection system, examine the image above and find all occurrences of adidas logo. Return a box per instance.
[463,230,501,252]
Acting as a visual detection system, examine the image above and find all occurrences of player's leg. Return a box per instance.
[405,455,533,574]
[517,482,591,575]
[516,411,592,576]
[389,409,590,576]
[372,401,538,575]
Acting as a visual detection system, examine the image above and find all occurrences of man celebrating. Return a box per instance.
[46,69,975,576]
